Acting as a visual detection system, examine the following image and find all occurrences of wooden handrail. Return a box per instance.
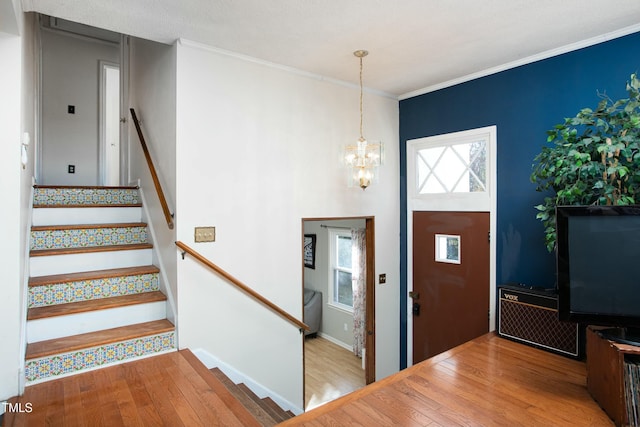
[175,241,310,332]
[130,108,174,230]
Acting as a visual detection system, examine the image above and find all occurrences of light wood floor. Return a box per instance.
[304,336,366,410]
[285,332,614,426]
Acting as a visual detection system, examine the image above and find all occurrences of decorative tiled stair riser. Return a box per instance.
[25,331,175,384]
[29,272,159,308]
[30,226,148,250]
[34,187,140,206]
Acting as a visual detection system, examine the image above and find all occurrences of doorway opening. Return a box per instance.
[302,217,375,410]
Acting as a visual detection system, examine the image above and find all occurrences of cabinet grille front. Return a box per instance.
[498,285,581,358]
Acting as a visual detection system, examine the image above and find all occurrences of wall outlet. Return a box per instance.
[344,323,348,332]
[194,226,215,242]
[68,105,75,114]
[68,165,75,174]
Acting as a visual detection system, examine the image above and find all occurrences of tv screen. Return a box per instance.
[556,205,640,330]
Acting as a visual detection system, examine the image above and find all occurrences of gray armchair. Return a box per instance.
[303,288,322,337]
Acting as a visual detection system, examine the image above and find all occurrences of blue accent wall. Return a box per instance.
[398,32,640,368]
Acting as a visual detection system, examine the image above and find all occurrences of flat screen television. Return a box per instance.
[556,205,640,345]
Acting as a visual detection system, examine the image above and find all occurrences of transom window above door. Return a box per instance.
[416,140,486,194]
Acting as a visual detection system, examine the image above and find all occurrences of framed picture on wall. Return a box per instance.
[304,234,316,269]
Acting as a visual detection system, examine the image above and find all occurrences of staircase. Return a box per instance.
[210,368,295,426]
[24,185,176,384]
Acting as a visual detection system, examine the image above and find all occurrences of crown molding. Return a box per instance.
[178,39,397,100]
[399,24,640,101]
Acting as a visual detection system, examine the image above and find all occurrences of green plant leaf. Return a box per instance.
[531,73,640,252]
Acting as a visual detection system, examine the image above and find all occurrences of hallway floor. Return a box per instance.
[304,336,366,410]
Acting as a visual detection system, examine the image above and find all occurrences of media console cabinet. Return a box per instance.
[586,326,640,426]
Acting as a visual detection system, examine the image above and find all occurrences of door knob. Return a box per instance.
[409,291,420,300]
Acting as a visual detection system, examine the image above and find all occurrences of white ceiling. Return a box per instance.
[21,0,640,98]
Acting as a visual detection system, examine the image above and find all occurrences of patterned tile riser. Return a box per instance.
[30,227,148,250]
[33,188,140,206]
[29,273,159,308]
[25,332,175,383]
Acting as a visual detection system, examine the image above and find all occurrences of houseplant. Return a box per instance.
[530,73,640,252]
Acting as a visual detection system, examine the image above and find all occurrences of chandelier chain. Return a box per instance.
[359,55,364,141]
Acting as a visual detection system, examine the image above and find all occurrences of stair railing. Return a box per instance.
[130,108,174,230]
[175,241,310,333]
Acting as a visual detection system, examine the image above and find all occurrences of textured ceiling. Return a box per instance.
[21,0,640,98]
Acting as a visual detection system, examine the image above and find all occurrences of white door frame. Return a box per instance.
[406,125,497,367]
[119,34,130,186]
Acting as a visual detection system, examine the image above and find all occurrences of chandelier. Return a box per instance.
[343,50,384,190]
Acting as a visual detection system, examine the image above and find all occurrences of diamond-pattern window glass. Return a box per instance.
[417,140,486,194]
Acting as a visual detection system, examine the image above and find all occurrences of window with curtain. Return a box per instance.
[328,229,353,312]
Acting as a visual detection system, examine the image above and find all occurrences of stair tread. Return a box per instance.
[263,397,292,421]
[34,185,138,190]
[210,368,278,426]
[33,203,142,209]
[26,319,174,360]
[238,383,288,422]
[29,265,160,287]
[30,243,153,257]
[27,291,166,320]
[32,222,147,231]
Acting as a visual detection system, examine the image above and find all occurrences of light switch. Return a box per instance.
[379,273,386,284]
[194,226,215,242]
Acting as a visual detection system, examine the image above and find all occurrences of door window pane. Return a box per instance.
[435,234,461,264]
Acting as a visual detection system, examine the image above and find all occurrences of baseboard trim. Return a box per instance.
[317,332,352,352]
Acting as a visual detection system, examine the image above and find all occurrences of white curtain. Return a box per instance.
[351,228,366,358]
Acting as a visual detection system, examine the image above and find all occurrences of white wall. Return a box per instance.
[0,4,36,403]
[175,40,399,411]
[40,28,118,185]
[0,19,22,408]
[19,11,37,396]
[303,219,365,347]
[128,37,177,322]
